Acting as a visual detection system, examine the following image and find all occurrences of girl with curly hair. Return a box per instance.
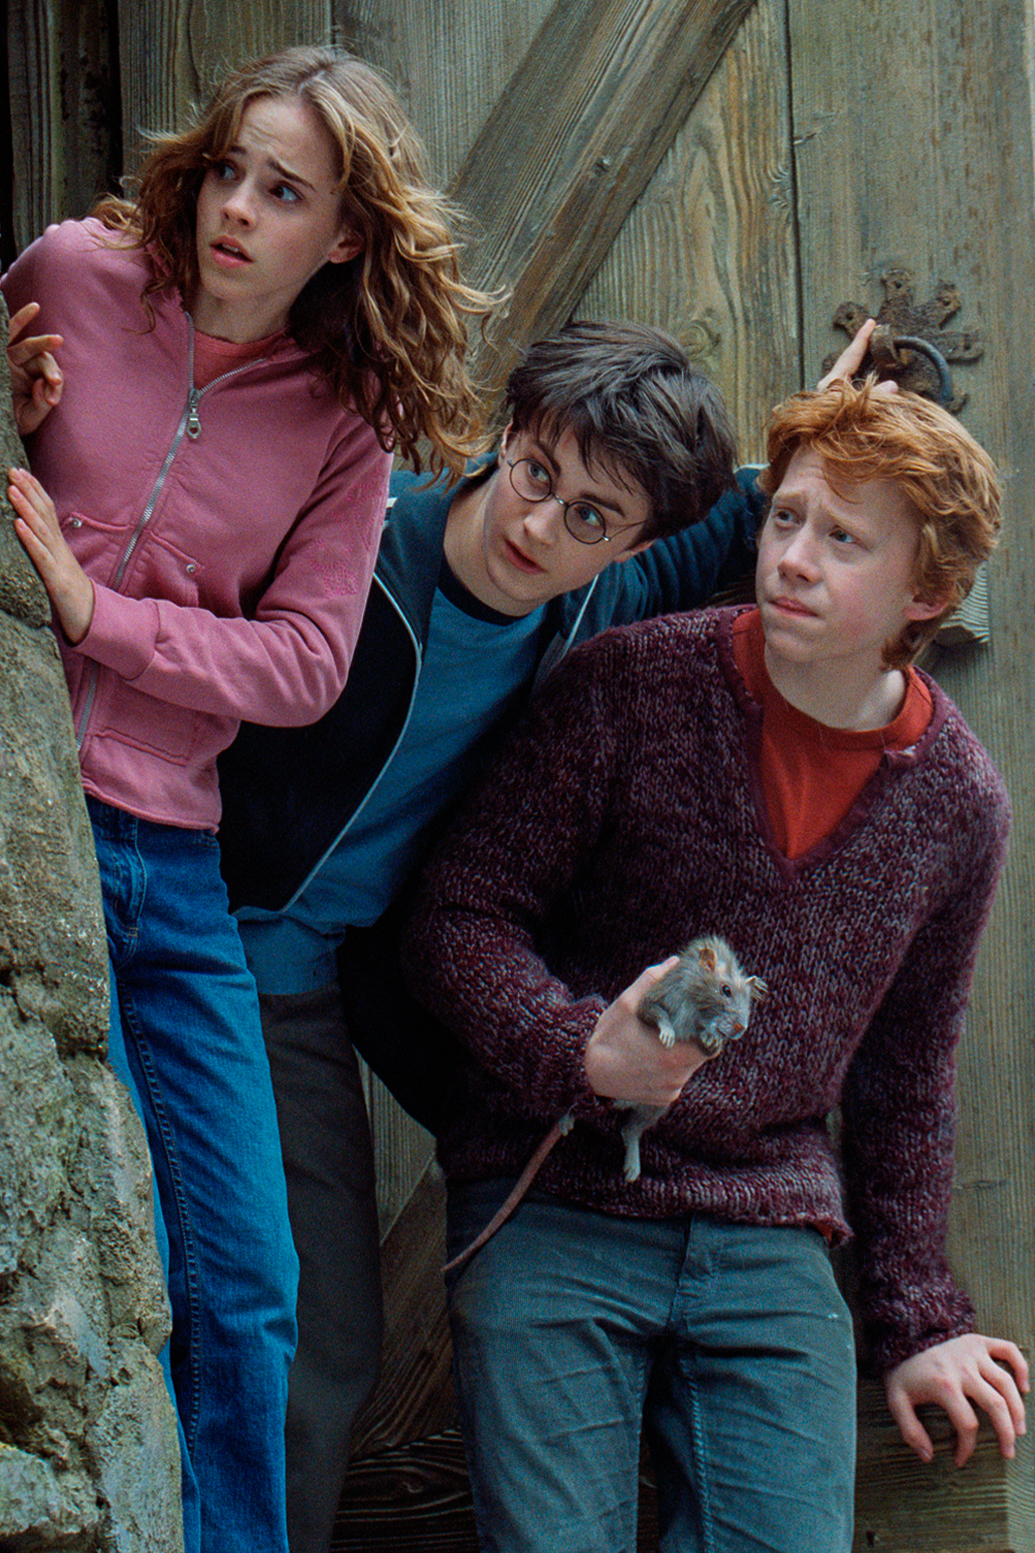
[3,43,491,1553]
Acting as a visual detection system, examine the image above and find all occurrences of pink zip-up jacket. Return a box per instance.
[2,218,390,829]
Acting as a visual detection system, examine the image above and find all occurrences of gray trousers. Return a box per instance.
[259,984,384,1553]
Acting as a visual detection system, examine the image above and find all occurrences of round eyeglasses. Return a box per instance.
[505,455,613,545]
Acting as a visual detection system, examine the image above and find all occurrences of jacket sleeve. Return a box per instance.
[604,465,765,627]
[401,638,630,1122]
[72,427,390,726]
[839,778,1010,1373]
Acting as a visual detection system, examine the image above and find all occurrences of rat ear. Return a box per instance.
[749,976,768,1002]
[699,942,718,974]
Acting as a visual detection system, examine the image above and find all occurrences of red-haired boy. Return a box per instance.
[404,376,1026,1552]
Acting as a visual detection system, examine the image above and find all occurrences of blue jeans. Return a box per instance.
[88,797,298,1553]
[446,1183,856,1553]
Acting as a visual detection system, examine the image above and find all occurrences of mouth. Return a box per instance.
[768,593,816,619]
[210,237,252,265]
[502,536,546,574]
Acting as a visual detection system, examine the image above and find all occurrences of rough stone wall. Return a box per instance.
[0,299,183,1551]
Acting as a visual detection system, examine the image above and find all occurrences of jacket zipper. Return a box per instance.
[74,322,269,750]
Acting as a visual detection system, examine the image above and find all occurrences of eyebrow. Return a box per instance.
[224,143,316,193]
[527,434,631,517]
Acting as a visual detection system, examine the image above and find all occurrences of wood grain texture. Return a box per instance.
[448,0,760,386]
[332,0,557,186]
[578,0,797,460]
[6,0,119,251]
[350,1158,453,1458]
[116,0,332,170]
[789,1,1035,1545]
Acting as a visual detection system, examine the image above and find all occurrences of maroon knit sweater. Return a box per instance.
[403,607,1010,1372]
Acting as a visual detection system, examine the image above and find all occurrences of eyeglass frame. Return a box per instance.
[503,453,623,545]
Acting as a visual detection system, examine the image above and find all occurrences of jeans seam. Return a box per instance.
[122,996,205,1452]
[686,1350,714,1553]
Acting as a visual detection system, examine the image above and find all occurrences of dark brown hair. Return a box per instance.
[503,321,737,541]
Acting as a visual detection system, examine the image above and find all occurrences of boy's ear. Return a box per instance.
[616,533,653,561]
[904,588,950,623]
[499,422,514,459]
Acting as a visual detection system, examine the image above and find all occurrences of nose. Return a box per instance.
[522,498,564,544]
[777,526,819,580]
[222,181,256,226]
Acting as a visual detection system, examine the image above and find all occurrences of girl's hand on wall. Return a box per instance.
[885,1333,1029,1467]
[6,302,64,436]
[7,467,95,644]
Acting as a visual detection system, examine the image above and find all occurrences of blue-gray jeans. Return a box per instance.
[446,1182,855,1553]
[89,796,298,1553]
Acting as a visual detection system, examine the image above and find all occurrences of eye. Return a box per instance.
[210,157,239,183]
[720,982,733,999]
[567,503,608,540]
[524,458,552,492]
[829,525,858,547]
[769,506,798,530]
[270,181,302,204]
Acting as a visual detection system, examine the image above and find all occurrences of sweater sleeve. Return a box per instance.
[72,428,390,727]
[402,637,630,1121]
[839,777,1010,1373]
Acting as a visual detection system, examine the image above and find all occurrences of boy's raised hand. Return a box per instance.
[885,1333,1029,1467]
[585,958,709,1105]
[7,301,64,435]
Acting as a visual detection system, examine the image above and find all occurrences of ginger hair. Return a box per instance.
[759,378,1001,666]
[92,45,494,476]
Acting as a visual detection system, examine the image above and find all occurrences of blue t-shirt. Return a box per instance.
[238,568,544,995]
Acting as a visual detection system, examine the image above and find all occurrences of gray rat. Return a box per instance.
[620,935,767,1183]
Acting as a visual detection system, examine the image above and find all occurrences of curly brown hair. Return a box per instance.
[759,377,1002,667]
[92,45,494,476]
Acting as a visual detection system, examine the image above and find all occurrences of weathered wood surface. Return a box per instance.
[790,0,1035,1546]
[451,0,760,386]
[5,0,1035,1545]
[580,0,797,457]
[4,0,118,262]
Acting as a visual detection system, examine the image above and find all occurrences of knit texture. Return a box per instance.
[404,607,1010,1371]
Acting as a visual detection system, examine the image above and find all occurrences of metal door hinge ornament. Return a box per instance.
[822,266,985,412]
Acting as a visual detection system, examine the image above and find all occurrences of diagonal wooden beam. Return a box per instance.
[452,0,758,382]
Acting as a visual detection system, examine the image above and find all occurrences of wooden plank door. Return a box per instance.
[4,0,1034,1544]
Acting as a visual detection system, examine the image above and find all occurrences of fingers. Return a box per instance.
[7,301,42,344]
[624,956,681,1002]
[885,1334,1029,1469]
[885,1387,935,1464]
[8,466,57,529]
[816,318,877,391]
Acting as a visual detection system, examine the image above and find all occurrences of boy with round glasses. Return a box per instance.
[217,319,756,1553]
[402,375,1026,1551]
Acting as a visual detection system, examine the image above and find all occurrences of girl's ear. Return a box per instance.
[327,227,363,265]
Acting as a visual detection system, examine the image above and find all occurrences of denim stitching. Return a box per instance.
[686,1350,715,1553]
[118,986,205,1451]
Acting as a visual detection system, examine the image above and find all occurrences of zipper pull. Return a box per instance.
[187,388,201,440]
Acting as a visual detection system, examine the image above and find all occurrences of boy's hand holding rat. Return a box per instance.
[7,301,64,435]
[886,1333,1028,1467]
[585,959,710,1105]
[7,467,95,644]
